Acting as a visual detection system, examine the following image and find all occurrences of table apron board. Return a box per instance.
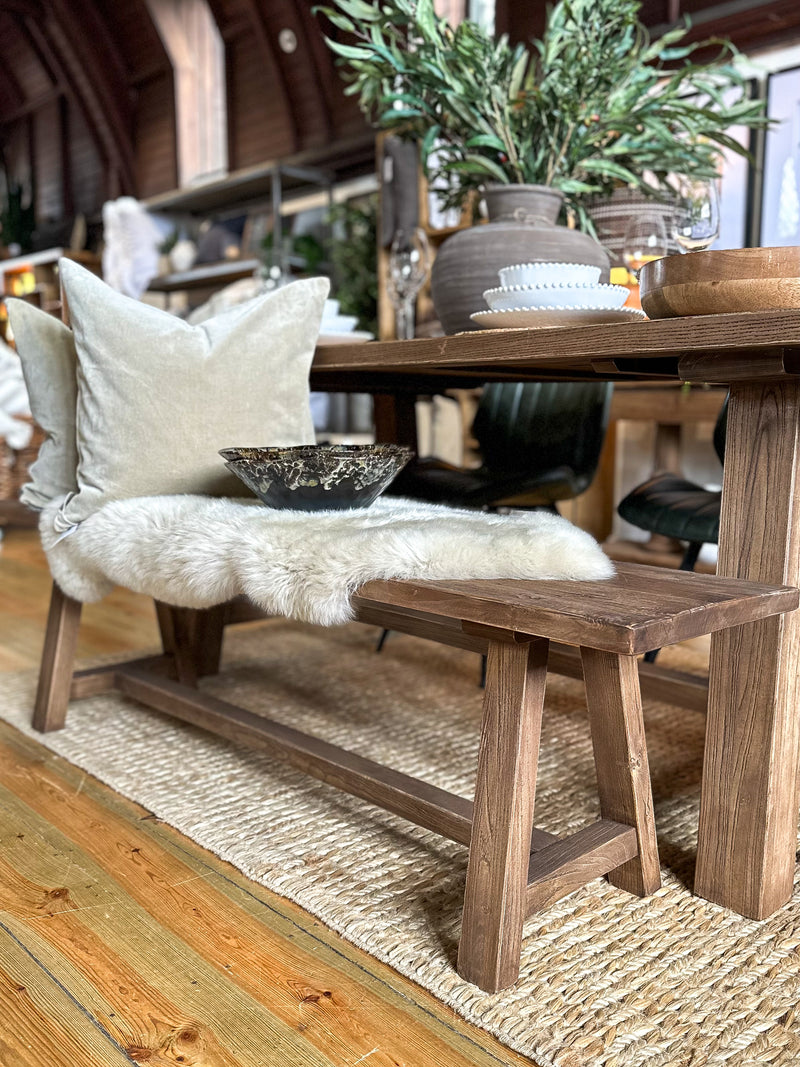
[312,350,800,392]
[313,312,800,384]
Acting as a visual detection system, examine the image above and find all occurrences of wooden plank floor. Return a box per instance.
[0,527,533,1067]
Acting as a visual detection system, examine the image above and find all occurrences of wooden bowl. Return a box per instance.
[639,247,800,319]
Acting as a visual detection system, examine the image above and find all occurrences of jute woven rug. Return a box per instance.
[2,619,800,1067]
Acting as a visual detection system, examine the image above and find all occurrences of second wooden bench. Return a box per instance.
[33,562,798,991]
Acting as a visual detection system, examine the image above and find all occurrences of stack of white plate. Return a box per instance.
[470,262,646,329]
[318,298,374,344]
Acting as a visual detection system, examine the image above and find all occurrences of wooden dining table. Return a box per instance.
[311,309,800,924]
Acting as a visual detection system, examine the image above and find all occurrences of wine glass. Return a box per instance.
[623,215,668,281]
[672,177,720,253]
[388,227,431,340]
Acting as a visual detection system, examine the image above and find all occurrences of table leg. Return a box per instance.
[695,380,800,918]
[373,393,418,449]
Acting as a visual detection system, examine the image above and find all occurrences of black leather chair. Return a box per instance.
[388,380,614,510]
[381,381,614,668]
[617,394,728,661]
[617,395,727,570]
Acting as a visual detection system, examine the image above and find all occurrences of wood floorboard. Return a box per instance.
[0,926,135,1067]
[0,783,332,1067]
[0,528,533,1067]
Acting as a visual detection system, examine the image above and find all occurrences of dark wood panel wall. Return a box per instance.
[210,0,365,172]
[224,26,297,169]
[0,0,176,243]
[2,0,800,249]
[69,105,105,218]
[0,0,369,245]
[133,73,180,200]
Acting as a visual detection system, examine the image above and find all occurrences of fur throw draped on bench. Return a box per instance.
[40,495,614,626]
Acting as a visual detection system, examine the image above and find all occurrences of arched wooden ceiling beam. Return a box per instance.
[0,29,27,113]
[256,0,334,140]
[13,19,68,105]
[8,10,59,89]
[225,0,302,152]
[18,13,138,195]
[44,0,133,139]
[0,0,43,14]
[55,0,132,104]
[296,2,345,109]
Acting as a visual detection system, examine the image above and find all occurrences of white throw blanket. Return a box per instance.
[41,495,614,626]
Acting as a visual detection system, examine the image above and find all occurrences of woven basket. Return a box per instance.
[0,415,45,501]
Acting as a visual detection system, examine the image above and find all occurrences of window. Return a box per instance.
[146,0,227,186]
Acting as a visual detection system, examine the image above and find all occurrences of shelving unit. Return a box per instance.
[144,152,378,312]
[144,130,375,217]
[0,249,102,312]
[146,258,262,294]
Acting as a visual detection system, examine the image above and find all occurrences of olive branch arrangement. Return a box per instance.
[316,0,768,232]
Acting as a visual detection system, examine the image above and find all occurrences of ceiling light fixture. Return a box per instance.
[279,28,297,53]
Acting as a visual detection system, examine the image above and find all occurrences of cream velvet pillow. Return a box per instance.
[6,299,78,510]
[58,259,329,527]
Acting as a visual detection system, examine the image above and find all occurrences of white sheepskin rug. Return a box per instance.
[40,495,614,626]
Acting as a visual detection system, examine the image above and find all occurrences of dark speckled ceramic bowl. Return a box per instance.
[219,444,414,511]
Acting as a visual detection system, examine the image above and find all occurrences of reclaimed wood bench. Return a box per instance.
[33,562,798,992]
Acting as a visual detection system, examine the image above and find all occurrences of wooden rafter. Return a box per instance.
[0,41,27,112]
[0,87,62,126]
[229,0,301,151]
[44,0,133,139]
[259,0,334,140]
[298,1,348,116]
[19,11,137,195]
[0,0,43,14]
[53,0,131,102]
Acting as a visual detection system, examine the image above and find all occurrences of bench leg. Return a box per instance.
[33,582,82,733]
[580,648,661,896]
[154,600,177,656]
[155,602,227,686]
[193,605,226,677]
[458,637,549,992]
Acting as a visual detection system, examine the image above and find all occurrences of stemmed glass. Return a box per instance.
[388,227,431,340]
[623,215,668,281]
[672,177,721,253]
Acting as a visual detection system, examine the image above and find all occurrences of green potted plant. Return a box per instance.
[317,0,769,332]
[328,196,379,336]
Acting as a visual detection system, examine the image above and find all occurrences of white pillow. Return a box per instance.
[57,259,329,526]
[5,299,79,509]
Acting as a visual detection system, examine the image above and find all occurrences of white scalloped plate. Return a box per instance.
[483,281,629,312]
[470,306,647,329]
[317,330,374,345]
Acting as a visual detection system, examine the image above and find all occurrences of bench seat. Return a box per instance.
[353,562,799,654]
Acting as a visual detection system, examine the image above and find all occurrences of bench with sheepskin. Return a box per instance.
[9,264,797,993]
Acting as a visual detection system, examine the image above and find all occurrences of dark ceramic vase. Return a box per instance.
[430,184,610,335]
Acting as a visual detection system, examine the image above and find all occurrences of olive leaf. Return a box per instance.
[315,0,771,224]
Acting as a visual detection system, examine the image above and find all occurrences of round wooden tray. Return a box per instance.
[639,247,800,318]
